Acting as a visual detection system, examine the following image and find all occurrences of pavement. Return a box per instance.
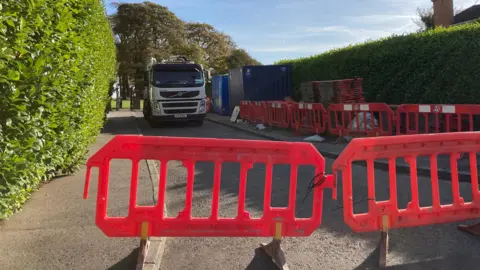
[1,110,480,270]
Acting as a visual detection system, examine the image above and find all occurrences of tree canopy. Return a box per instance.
[110,1,260,77]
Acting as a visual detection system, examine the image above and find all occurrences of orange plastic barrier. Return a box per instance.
[239,101,252,121]
[266,101,292,128]
[396,104,480,135]
[328,103,394,137]
[206,97,212,113]
[251,101,268,124]
[290,102,328,134]
[84,135,336,237]
[332,132,480,233]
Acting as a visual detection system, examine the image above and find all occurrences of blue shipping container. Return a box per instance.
[242,65,292,101]
[211,75,230,115]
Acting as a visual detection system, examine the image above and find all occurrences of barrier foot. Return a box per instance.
[260,238,289,270]
[378,230,389,268]
[135,221,150,270]
[136,238,150,270]
[458,222,480,236]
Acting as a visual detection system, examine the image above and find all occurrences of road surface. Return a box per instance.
[124,112,480,270]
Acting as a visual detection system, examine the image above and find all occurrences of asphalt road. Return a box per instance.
[129,112,480,270]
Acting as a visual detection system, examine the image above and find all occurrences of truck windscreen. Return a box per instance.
[153,70,204,88]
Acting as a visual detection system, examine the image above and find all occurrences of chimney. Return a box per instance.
[432,0,454,27]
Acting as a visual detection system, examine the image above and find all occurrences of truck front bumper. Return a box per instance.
[149,113,206,123]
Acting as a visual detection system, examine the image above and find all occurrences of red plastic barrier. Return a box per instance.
[396,104,480,135]
[266,101,292,128]
[328,103,394,137]
[291,102,328,134]
[84,135,336,237]
[206,97,212,113]
[251,101,268,124]
[239,101,252,121]
[332,132,480,233]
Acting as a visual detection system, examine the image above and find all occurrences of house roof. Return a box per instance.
[453,4,480,24]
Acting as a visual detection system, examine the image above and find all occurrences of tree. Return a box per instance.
[109,2,262,83]
[414,6,465,31]
[226,49,262,70]
[184,23,236,72]
[110,2,185,98]
[414,7,435,31]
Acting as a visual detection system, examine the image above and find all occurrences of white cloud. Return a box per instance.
[346,14,416,25]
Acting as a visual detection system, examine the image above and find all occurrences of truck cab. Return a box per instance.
[143,57,209,127]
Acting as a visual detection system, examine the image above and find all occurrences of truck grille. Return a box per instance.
[160,91,200,98]
[164,109,197,114]
[162,102,197,108]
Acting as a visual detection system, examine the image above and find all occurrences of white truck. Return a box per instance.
[143,56,210,127]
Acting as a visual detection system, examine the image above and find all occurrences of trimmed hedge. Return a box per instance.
[0,0,116,218]
[276,23,480,104]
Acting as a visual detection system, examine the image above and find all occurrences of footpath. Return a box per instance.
[205,113,476,181]
[0,111,161,270]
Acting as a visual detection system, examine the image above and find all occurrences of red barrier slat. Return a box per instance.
[396,104,480,135]
[84,135,335,237]
[332,132,480,233]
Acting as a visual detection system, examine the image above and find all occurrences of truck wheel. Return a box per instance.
[143,101,149,120]
[148,119,161,128]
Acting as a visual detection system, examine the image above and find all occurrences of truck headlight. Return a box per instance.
[154,102,161,111]
[198,99,206,113]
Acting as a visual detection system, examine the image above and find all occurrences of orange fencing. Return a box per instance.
[84,135,336,238]
[85,133,480,268]
[251,101,268,124]
[396,104,480,135]
[266,101,292,128]
[332,132,480,233]
[290,102,328,134]
[239,101,252,121]
[237,101,480,138]
[328,103,394,137]
[206,97,212,113]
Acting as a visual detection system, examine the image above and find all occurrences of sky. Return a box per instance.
[106,0,479,64]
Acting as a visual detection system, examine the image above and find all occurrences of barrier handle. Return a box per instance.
[329,174,337,200]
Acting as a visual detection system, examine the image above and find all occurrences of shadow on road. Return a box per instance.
[107,248,138,270]
[354,245,479,270]
[244,248,281,270]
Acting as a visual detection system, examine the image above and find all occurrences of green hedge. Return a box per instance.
[0,0,116,218]
[276,23,480,104]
